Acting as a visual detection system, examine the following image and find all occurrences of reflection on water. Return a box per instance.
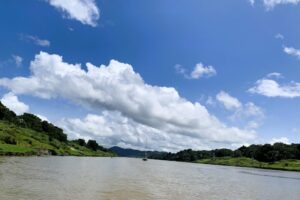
[0,157,300,200]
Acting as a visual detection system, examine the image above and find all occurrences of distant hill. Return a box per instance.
[110,146,164,157]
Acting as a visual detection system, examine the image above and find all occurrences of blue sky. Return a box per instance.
[1,0,300,151]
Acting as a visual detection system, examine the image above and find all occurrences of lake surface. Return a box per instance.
[0,157,300,200]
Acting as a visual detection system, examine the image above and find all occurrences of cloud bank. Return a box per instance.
[0,52,256,151]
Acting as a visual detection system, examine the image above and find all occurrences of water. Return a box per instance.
[0,157,300,200]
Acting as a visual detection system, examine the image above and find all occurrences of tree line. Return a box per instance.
[0,101,108,152]
[150,143,300,163]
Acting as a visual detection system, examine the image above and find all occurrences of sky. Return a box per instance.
[0,0,300,152]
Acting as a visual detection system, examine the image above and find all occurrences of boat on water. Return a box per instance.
[143,152,148,161]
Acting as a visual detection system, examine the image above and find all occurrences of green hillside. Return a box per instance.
[0,102,114,157]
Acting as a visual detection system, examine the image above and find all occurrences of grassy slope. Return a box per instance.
[0,121,114,157]
[196,157,300,171]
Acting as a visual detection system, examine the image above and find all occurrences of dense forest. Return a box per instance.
[0,101,113,156]
[150,143,300,163]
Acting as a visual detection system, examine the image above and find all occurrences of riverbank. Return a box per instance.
[0,143,114,157]
[0,121,115,157]
[195,157,300,171]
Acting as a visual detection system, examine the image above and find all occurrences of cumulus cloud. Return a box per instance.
[216,91,242,110]
[0,52,256,151]
[284,46,300,59]
[249,75,300,98]
[60,110,253,152]
[175,63,216,79]
[1,92,29,115]
[20,34,50,47]
[270,137,290,144]
[47,0,100,27]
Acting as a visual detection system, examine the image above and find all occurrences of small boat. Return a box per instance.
[142,152,148,161]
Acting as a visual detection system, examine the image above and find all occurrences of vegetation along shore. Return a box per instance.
[0,102,115,157]
[149,144,300,171]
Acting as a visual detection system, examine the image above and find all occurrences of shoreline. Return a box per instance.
[195,157,300,172]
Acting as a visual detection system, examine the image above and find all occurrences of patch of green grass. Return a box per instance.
[195,157,300,171]
[0,143,35,155]
[0,121,115,157]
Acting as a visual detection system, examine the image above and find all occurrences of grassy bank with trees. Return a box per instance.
[196,157,300,171]
[0,102,115,157]
[150,144,300,171]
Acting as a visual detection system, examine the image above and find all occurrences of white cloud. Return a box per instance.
[47,0,100,27]
[275,33,284,40]
[270,137,290,144]
[249,76,300,98]
[1,92,29,115]
[206,96,216,106]
[12,55,23,67]
[230,102,265,126]
[216,91,264,129]
[21,34,50,47]
[216,91,242,110]
[250,0,300,9]
[175,63,216,79]
[174,64,186,76]
[0,52,256,151]
[61,110,253,152]
[267,72,283,78]
[263,0,300,9]
[284,46,300,59]
[0,55,23,68]
[246,121,260,129]
[191,63,217,79]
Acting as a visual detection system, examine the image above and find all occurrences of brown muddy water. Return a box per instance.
[0,157,300,200]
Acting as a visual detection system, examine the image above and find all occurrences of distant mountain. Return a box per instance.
[109,146,165,157]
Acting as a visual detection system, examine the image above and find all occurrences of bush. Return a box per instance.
[3,136,16,145]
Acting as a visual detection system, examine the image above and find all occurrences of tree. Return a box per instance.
[214,148,233,157]
[74,139,86,146]
[20,113,43,132]
[41,120,67,142]
[0,102,18,123]
[86,140,99,151]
